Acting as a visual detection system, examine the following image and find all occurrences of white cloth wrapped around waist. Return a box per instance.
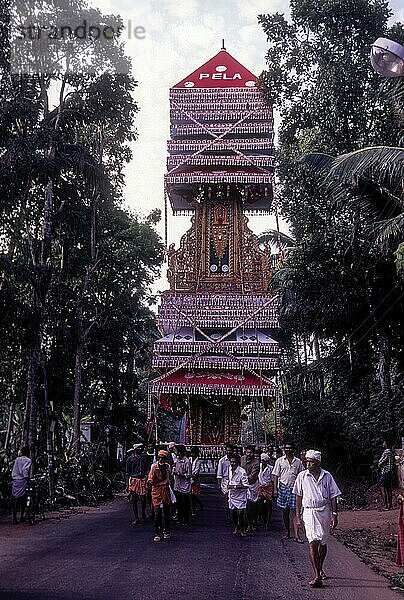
[12,479,28,498]
[228,488,248,510]
[247,480,259,503]
[302,500,330,509]
[302,505,332,544]
[258,466,273,485]
[228,466,248,506]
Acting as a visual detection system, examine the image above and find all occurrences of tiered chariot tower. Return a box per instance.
[148,45,280,446]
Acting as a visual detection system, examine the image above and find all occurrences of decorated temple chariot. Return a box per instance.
[148,44,281,449]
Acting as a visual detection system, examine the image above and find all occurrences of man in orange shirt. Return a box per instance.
[147,450,173,542]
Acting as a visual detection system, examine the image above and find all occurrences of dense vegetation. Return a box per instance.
[1,0,403,501]
[0,0,163,492]
[259,0,404,474]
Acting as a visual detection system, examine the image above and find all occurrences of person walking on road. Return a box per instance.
[173,444,192,525]
[11,446,32,524]
[217,443,234,522]
[190,446,203,516]
[126,444,148,524]
[293,449,341,589]
[228,455,249,537]
[378,438,394,510]
[272,442,304,542]
[147,450,173,542]
[166,442,178,519]
[258,452,274,529]
[241,445,260,532]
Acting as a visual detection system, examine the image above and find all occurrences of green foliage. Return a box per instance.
[0,1,163,476]
[260,0,404,473]
[281,365,403,473]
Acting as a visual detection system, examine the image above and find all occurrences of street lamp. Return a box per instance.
[370,37,404,77]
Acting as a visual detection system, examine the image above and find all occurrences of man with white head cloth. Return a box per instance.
[293,450,341,589]
[258,453,274,528]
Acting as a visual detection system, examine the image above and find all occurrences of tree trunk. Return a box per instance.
[126,344,135,405]
[313,335,321,361]
[347,336,354,371]
[23,175,54,458]
[376,327,393,431]
[23,344,42,460]
[295,334,301,367]
[303,333,308,367]
[73,305,84,457]
[42,363,55,500]
[4,399,15,450]
[23,177,54,456]
[318,370,324,401]
[71,190,100,457]
[23,77,64,459]
[377,328,392,398]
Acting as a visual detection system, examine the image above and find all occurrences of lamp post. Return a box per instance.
[370,37,404,77]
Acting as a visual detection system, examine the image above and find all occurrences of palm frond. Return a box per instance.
[380,77,404,104]
[372,213,404,245]
[259,228,295,249]
[327,146,404,188]
[300,152,335,174]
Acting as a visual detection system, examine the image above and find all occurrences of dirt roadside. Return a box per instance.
[335,489,404,593]
[0,503,104,541]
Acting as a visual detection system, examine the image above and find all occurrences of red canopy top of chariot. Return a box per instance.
[173,47,259,89]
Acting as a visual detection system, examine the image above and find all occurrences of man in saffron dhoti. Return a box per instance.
[126,444,148,524]
[227,455,249,537]
[11,446,32,524]
[293,449,341,589]
[272,442,304,542]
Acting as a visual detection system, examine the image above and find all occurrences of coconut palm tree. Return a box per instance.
[302,77,404,261]
[259,229,295,250]
[302,147,404,272]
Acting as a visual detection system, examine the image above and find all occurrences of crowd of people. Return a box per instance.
[126,442,204,541]
[126,440,341,588]
[8,437,398,587]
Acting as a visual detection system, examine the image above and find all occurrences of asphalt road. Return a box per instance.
[0,485,399,600]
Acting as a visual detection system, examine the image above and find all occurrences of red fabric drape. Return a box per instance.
[159,370,272,388]
[397,501,404,567]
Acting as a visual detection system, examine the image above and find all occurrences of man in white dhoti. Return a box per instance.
[11,446,32,523]
[293,450,341,588]
[217,443,235,522]
[228,455,249,536]
[258,453,274,528]
[241,445,260,532]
